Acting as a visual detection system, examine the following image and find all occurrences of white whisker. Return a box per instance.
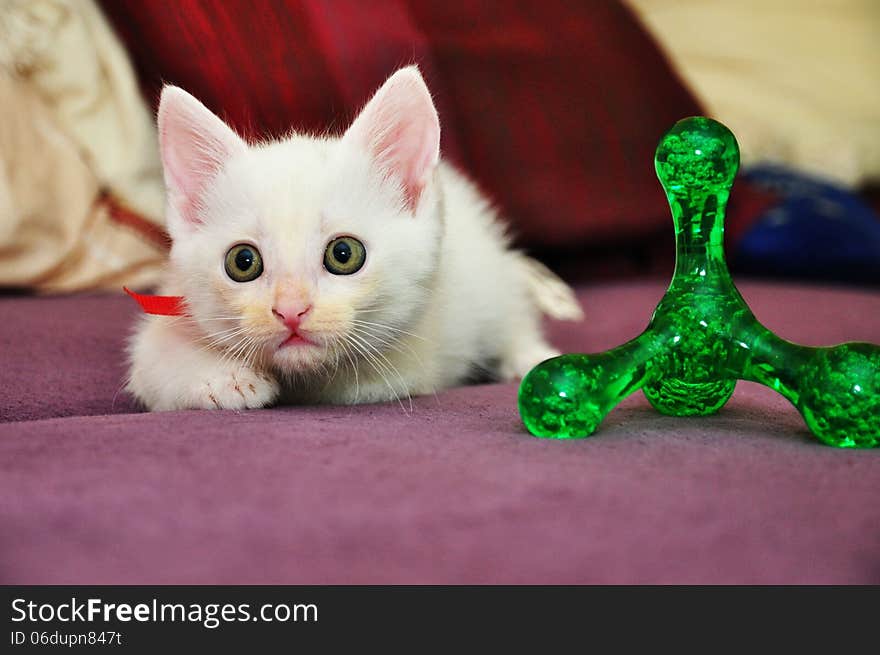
[342,334,404,411]
[345,332,412,413]
[350,319,429,342]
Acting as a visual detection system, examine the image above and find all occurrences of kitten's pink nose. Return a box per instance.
[272,305,311,330]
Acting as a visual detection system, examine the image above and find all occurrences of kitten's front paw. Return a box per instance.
[500,344,560,381]
[190,367,280,410]
[128,317,281,411]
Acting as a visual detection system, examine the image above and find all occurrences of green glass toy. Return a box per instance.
[519,116,880,448]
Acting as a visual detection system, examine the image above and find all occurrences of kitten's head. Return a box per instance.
[158,67,441,378]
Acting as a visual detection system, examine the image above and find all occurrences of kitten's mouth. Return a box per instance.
[279,330,316,349]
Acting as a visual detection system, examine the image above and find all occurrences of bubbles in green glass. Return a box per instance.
[518,116,880,448]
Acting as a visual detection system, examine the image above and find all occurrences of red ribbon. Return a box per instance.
[124,287,186,316]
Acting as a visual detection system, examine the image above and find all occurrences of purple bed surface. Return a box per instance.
[1,280,879,584]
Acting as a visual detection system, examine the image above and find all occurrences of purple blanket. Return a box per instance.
[2,280,879,583]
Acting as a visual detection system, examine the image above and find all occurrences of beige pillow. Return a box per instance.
[626,0,880,187]
[0,0,166,291]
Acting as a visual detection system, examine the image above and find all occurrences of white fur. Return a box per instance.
[127,67,583,411]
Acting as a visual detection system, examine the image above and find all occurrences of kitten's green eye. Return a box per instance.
[324,237,366,275]
[224,244,263,282]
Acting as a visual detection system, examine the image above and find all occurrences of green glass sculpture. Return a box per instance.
[519,116,880,448]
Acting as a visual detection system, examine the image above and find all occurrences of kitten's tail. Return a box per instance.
[518,255,584,321]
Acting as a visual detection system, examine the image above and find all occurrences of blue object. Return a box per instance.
[733,165,880,286]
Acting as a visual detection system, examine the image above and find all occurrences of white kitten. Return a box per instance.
[127,66,582,411]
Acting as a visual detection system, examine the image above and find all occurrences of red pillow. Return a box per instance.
[100,0,757,249]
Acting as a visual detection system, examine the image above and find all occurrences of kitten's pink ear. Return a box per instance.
[343,67,440,212]
[158,86,247,233]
